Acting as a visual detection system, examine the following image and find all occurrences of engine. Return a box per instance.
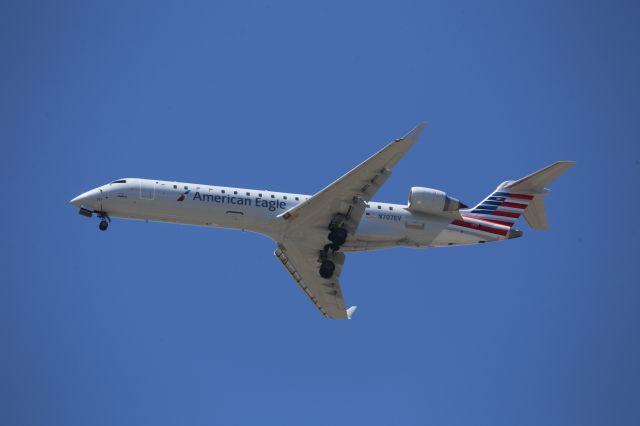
[407,187,467,215]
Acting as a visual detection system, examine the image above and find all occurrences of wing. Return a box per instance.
[274,243,354,319]
[275,124,426,319]
[280,123,426,235]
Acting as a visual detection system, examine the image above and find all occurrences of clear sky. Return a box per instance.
[1,1,639,425]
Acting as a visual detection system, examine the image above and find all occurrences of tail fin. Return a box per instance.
[465,161,575,230]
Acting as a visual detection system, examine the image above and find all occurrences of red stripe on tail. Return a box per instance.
[501,201,528,209]
[492,210,520,218]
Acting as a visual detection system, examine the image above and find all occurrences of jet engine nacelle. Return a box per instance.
[407,187,466,215]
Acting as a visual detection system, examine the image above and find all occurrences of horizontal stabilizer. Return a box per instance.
[506,161,575,230]
[506,161,575,192]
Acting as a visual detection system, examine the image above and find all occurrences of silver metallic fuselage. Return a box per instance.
[70,178,507,250]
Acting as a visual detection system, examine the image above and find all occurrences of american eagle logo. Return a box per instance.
[177,189,190,202]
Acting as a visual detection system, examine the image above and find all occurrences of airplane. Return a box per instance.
[70,124,574,319]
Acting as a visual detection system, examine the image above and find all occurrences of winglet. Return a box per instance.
[346,306,358,319]
[385,123,427,169]
[400,122,427,143]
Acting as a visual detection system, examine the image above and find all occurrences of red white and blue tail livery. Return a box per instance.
[70,124,574,319]
[440,161,574,245]
[466,188,533,226]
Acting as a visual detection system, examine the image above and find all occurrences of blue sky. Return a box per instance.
[1,1,639,425]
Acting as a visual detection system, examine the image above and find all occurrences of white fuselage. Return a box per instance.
[70,178,511,250]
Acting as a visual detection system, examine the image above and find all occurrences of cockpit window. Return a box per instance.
[111,179,127,184]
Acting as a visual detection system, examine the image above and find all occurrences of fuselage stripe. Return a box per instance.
[465,212,517,222]
[462,215,515,227]
[451,219,508,236]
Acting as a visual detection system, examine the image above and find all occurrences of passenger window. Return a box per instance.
[389,206,393,211]
[222,190,225,194]
[283,196,287,200]
[246,192,250,196]
[377,205,381,209]
[271,194,275,198]
[295,197,299,201]
[173,185,177,189]
[258,193,262,197]
[184,186,188,190]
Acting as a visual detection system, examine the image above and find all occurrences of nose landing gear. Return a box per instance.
[97,212,111,231]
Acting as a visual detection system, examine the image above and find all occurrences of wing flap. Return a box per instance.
[273,124,427,319]
[274,244,349,319]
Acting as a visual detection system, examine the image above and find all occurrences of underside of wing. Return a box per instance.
[274,243,353,319]
[273,124,426,319]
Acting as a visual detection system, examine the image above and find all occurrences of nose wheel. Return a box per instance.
[97,212,111,231]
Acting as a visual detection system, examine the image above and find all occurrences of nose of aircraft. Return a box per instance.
[70,188,99,208]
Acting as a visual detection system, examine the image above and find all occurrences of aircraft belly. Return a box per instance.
[355,218,404,241]
[431,227,502,246]
[103,194,286,238]
[345,213,458,251]
[346,215,412,251]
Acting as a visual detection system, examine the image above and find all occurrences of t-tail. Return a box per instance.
[463,161,575,236]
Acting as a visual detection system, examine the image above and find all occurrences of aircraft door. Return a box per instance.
[96,188,104,211]
[140,180,155,200]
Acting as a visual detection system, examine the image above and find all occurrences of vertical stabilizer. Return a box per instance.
[522,196,547,230]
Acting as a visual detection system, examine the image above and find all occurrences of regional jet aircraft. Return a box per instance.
[70,124,574,319]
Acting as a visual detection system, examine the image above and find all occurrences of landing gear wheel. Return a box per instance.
[328,243,340,252]
[328,227,347,246]
[319,260,335,279]
[99,220,108,231]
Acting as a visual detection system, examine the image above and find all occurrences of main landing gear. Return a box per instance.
[319,259,336,279]
[328,227,347,246]
[318,226,347,279]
